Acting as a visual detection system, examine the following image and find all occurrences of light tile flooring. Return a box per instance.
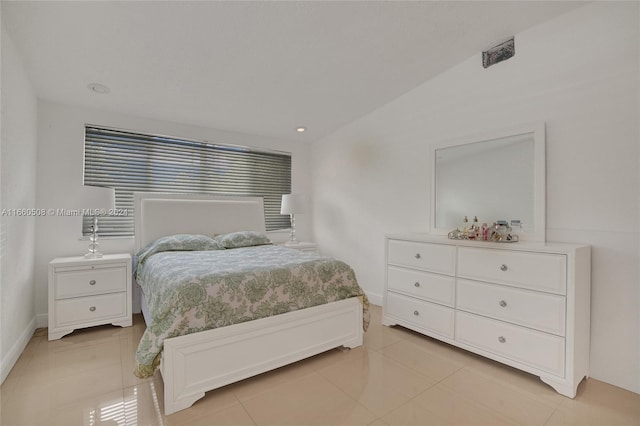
[1,305,639,426]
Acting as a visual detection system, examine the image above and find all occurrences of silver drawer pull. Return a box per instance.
[89,306,96,312]
[498,336,506,343]
[499,300,507,307]
[500,264,508,271]
[414,282,421,288]
[413,310,419,316]
[414,253,421,259]
[89,280,96,285]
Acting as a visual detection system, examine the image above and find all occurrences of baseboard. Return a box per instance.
[36,313,48,328]
[365,291,382,307]
[1,317,37,384]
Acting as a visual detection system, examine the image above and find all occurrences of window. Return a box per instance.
[83,126,291,237]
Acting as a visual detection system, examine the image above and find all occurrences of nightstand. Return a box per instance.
[281,242,317,253]
[48,253,132,340]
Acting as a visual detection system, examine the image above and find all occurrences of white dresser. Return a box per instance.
[383,233,591,398]
[48,253,132,340]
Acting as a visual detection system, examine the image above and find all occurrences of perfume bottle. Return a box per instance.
[471,216,479,239]
[490,222,501,241]
[495,220,511,241]
[461,216,469,238]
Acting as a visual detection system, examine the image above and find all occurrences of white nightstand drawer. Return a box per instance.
[387,266,455,307]
[54,292,128,327]
[457,279,566,336]
[456,311,565,377]
[386,292,454,338]
[55,266,127,299]
[458,247,566,294]
[388,240,455,275]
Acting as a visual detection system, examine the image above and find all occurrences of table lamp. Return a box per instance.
[280,194,305,246]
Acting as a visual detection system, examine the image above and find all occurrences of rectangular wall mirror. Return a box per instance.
[430,123,546,242]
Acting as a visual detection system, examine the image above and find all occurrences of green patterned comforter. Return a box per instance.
[134,245,369,378]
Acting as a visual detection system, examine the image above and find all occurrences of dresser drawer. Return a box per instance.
[386,292,454,338]
[388,266,455,306]
[54,265,127,299]
[457,279,566,336]
[54,292,128,327]
[456,311,565,376]
[458,247,566,294]
[388,240,455,275]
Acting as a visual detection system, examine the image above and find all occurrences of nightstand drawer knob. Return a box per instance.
[414,253,421,259]
[499,300,507,307]
[500,264,508,271]
[498,336,506,343]
[413,310,419,316]
[89,306,96,312]
[414,282,420,288]
[89,280,96,286]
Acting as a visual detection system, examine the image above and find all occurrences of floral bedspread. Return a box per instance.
[134,245,369,378]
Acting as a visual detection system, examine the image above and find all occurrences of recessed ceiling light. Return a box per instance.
[295,127,306,133]
[88,83,110,94]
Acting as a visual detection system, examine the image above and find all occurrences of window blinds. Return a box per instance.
[83,126,292,237]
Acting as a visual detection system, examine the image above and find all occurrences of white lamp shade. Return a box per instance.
[280,194,305,215]
[82,185,115,212]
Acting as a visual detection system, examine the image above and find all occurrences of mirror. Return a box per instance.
[430,123,546,242]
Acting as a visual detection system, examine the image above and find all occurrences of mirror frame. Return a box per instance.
[429,122,546,242]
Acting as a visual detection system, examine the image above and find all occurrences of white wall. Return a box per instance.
[311,2,639,394]
[0,21,38,383]
[34,101,312,320]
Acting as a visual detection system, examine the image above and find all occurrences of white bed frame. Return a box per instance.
[134,193,363,415]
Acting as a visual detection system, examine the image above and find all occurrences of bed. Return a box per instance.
[132,192,368,415]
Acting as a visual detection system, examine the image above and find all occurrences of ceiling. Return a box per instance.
[2,1,585,143]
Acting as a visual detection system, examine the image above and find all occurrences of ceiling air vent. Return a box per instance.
[482,37,515,68]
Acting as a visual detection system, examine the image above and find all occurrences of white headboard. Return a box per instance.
[134,193,266,251]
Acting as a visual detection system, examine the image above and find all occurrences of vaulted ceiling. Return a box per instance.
[2,1,585,142]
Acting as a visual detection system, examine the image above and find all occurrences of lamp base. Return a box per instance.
[84,251,104,259]
[286,214,298,247]
[85,215,103,259]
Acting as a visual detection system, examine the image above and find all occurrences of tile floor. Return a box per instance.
[1,305,639,426]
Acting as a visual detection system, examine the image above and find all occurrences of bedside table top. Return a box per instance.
[280,242,317,250]
[50,253,132,265]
